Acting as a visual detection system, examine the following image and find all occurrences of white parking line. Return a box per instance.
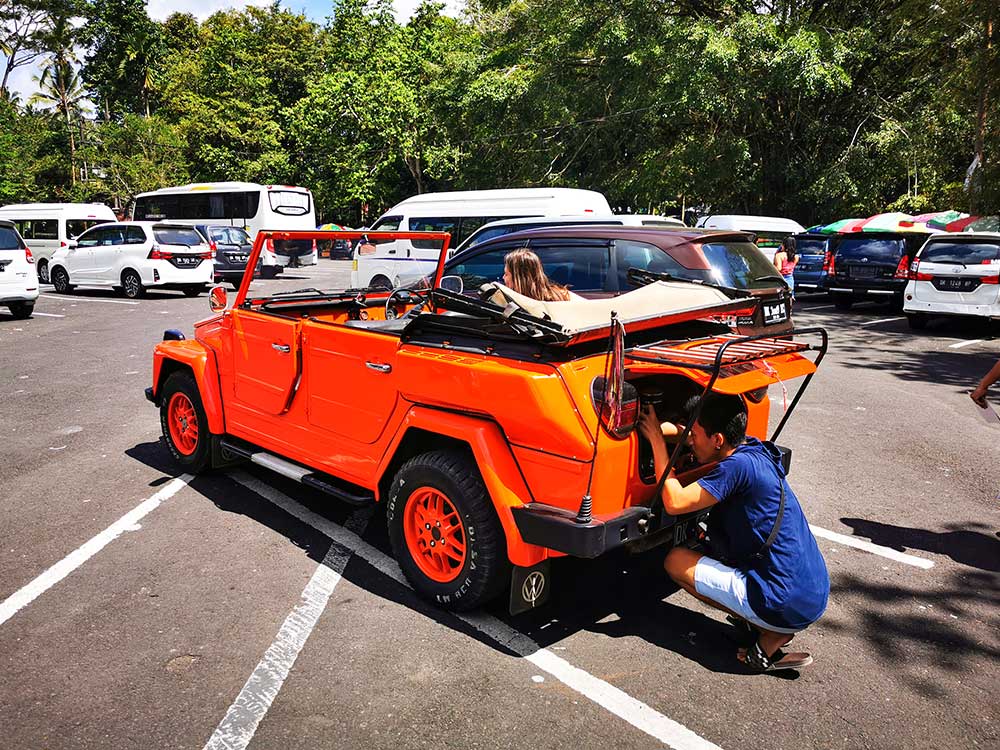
[809,525,934,569]
[0,475,193,627]
[31,312,65,318]
[948,339,982,349]
[230,471,722,750]
[859,316,905,326]
[40,294,138,306]
[799,304,834,311]
[205,508,371,750]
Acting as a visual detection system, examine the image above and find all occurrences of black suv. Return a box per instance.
[195,224,260,289]
[827,231,927,310]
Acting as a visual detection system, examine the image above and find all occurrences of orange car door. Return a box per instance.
[228,310,302,416]
[302,320,399,444]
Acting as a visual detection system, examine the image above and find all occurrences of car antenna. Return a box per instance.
[576,311,624,524]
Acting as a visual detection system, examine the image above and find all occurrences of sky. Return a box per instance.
[7,0,465,101]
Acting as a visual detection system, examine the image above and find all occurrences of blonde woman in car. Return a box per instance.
[502,248,572,301]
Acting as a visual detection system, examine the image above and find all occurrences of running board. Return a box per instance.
[218,437,375,506]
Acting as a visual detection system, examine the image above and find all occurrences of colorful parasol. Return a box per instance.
[856,212,915,232]
[818,218,866,234]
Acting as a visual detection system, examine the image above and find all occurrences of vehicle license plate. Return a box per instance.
[850,265,876,278]
[176,257,198,266]
[763,302,788,325]
[229,254,248,263]
[933,277,976,292]
[672,520,689,546]
[798,263,819,272]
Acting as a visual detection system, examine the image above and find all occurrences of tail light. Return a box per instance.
[591,377,640,439]
[265,238,275,252]
[823,251,835,275]
[893,254,910,279]
[200,249,213,260]
[908,260,933,281]
[25,247,34,264]
[209,241,217,252]
[981,275,1000,285]
[148,245,173,260]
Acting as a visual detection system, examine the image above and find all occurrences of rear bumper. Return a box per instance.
[827,282,904,298]
[143,260,214,286]
[511,504,652,558]
[903,298,1000,318]
[0,289,39,304]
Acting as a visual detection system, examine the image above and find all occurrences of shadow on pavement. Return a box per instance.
[822,569,1000,700]
[835,343,998,392]
[840,517,1000,572]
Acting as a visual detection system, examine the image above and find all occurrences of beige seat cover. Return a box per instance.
[484,281,731,331]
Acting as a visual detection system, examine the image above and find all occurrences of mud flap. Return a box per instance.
[509,560,551,615]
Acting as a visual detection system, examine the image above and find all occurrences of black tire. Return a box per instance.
[261,266,278,279]
[182,285,206,297]
[370,275,393,291]
[121,269,145,299]
[8,302,34,319]
[38,260,50,284]
[907,313,928,330]
[51,266,73,294]
[386,449,509,611]
[832,293,853,311]
[159,371,212,473]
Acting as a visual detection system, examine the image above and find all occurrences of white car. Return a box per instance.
[48,222,214,299]
[904,232,1000,329]
[0,220,39,319]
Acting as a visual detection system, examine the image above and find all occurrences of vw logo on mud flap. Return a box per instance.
[522,571,546,605]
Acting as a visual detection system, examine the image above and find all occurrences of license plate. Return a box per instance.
[763,302,788,325]
[850,265,876,278]
[228,254,248,263]
[672,520,689,546]
[933,277,977,292]
[176,257,199,266]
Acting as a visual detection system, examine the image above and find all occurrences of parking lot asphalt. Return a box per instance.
[1,262,998,750]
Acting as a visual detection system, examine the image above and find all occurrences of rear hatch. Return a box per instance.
[696,238,792,331]
[912,237,1000,306]
[0,223,34,294]
[792,234,829,285]
[206,227,253,269]
[832,233,908,290]
[153,225,212,269]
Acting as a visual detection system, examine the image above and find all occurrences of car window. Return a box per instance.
[14,219,58,240]
[700,241,782,289]
[66,219,110,239]
[0,226,24,249]
[125,226,146,244]
[918,240,1000,264]
[794,237,827,255]
[449,247,513,290]
[104,226,126,245]
[835,237,905,262]
[409,217,459,250]
[154,226,204,246]
[616,240,714,290]
[268,190,311,216]
[76,227,107,247]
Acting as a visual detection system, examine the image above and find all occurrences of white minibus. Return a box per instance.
[131,182,317,276]
[0,203,116,283]
[351,188,612,289]
[695,214,806,261]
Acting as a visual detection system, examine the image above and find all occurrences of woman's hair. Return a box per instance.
[504,248,571,301]
[781,235,797,260]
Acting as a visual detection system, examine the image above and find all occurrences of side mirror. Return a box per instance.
[209,285,228,312]
[439,275,464,294]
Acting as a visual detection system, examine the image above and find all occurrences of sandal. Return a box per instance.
[741,638,812,673]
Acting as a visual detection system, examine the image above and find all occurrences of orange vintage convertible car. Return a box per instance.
[146,229,826,613]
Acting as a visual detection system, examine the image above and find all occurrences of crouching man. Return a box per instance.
[638,393,829,672]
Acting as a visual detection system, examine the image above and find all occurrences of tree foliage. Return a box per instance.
[2,0,996,221]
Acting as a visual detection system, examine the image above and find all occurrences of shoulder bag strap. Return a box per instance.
[750,470,786,561]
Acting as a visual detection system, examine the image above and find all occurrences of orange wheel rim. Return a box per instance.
[402,486,467,583]
[167,392,199,456]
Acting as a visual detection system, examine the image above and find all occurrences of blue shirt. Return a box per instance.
[698,438,829,630]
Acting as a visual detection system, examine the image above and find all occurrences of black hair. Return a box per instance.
[781,235,797,261]
[684,392,747,446]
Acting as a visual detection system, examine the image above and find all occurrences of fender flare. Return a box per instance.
[151,340,225,434]
[377,406,547,568]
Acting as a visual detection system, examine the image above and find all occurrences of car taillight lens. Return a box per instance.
[893,255,910,279]
[265,238,274,251]
[25,247,34,263]
[148,245,172,260]
[200,250,213,259]
[823,251,835,275]
[981,275,1000,285]
[591,377,640,439]
[209,241,217,252]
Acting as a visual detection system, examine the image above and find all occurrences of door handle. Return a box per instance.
[272,343,291,353]
[365,361,392,373]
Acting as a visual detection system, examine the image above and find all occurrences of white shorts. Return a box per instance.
[693,556,800,634]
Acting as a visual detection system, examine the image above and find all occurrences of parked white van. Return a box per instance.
[0,220,39,319]
[351,188,613,289]
[48,222,214,299]
[132,182,318,276]
[695,215,805,260]
[0,203,116,284]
